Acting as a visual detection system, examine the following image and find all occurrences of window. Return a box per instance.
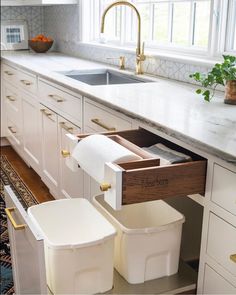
[226,0,236,52]
[81,0,236,57]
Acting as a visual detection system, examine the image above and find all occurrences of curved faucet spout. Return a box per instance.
[101,1,145,74]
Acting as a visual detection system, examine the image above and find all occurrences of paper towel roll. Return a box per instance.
[72,134,141,183]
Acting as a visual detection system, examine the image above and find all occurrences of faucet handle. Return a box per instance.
[106,56,125,70]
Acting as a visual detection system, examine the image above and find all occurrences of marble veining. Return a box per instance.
[1,51,236,165]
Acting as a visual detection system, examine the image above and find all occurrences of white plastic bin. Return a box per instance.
[28,198,116,294]
[93,195,185,284]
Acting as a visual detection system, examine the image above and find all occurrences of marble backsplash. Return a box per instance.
[1,6,44,39]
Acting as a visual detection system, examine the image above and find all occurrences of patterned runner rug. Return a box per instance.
[0,155,38,294]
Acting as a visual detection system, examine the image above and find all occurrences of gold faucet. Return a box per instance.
[106,56,126,70]
[101,1,145,75]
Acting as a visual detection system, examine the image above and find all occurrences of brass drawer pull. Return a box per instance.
[48,94,64,103]
[230,254,236,263]
[91,118,116,131]
[6,95,16,102]
[5,207,26,230]
[4,70,14,76]
[59,122,74,133]
[100,182,112,192]
[8,126,17,134]
[20,79,32,86]
[61,150,70,158]
[40,109,56,122]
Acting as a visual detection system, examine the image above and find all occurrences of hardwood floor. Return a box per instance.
[1,145,54,203]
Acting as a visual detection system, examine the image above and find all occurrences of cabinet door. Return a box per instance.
[4,185,47,294]
[22,93,41,175]
[1,79,6,137]
[41,105,59,198]
[4,82,22,154]
[203,264,236,294]
[58,116,84,199]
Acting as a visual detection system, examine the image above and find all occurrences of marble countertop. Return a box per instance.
[1,51,236,164]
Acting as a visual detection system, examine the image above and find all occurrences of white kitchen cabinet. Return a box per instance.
[4,82,23,156]
[83,98,133,201]
[39,79,82,127]
[1,74,6,138]
[1,0,77,6]
[1,64,19,139]
[211,164,236,216]
[40,105,60,198]
[4,185,47,294]
[203,264,236,294]
[22,93,42,175]
[207,213,236,276]
[58,116,84,199]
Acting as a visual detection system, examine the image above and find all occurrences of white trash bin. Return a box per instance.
[93,195,185,284]
[28,198,116,294]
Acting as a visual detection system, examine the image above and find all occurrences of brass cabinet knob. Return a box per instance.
[230,254,236,263]
[61,150,70,158]
[100,183,112,192]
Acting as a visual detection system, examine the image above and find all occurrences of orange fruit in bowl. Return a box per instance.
[35,34,44,40]
[29,34,54,53]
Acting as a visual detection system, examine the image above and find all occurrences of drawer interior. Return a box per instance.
[77,128,207,204]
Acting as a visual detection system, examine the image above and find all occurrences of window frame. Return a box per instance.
[79,0,236,59]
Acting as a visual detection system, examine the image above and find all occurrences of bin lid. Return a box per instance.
[94,195,185,234]
[28,199,116,249]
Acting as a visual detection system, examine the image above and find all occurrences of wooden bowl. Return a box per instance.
[28,40,53,53]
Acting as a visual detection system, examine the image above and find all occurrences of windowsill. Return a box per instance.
[78,41,224,68]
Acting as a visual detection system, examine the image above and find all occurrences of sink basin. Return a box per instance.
[61,69,153,86]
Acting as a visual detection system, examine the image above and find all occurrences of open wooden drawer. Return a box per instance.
[68,128,207,209]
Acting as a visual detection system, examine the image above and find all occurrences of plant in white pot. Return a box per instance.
[190,55,236,104]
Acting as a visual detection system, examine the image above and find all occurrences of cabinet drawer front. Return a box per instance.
[211,164,236,216]
[207,213,236,276]
[75,128,206,207]
[6,116,21,147]
[203,264,236,294]
[5,85,21,123]
[84,101,132,132]
[39,80,82,123]
[2,64,18,84]
[18,70,37,95]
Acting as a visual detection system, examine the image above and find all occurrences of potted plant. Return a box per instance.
[189,55,236,104]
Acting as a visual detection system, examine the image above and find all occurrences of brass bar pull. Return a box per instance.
[40,109,55,122]
[4,70,14,76]
[230,254,236,263]
[20,79,32,86]
[8,126,17,134]
[59,122,74,133]
[48,94,64,102]
[5,207,26,230]
[91,118,116,131]
[6,95,16,102]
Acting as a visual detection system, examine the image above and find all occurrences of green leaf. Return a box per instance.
[189,54,236,102]
[203,90,211,102]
